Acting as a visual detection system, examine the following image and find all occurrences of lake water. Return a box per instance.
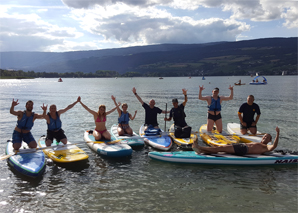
[0,76,297,212]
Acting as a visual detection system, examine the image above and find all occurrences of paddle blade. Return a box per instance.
[0,153,14,161]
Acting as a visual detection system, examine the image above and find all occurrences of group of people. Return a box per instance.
[10,86,279,156]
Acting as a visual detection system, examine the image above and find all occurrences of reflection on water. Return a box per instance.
[0,76,297,212]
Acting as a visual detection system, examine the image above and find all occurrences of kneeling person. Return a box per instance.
[165,89,191,138]
[44,97,80,146]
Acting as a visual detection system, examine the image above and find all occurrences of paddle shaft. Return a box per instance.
[164,103,167,132]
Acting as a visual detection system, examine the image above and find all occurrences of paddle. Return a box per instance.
[0,139,122,161]
[164,103,167,132]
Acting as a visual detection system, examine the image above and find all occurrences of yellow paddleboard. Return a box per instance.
[38,136,88,163]
[199,124,241,147]
[168,124,198,149]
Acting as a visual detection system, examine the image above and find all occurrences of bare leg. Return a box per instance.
[207,119,214,131]
[102,131,111,140]
[93,131,102,141]
[45,139,53,147]
[28,141,37,148]
[125,127,133,136]
[249,127,257,134]
[215,118,223,133]
[199,145,235,154]
[117,126,125,136]
[60,138,68,145]
[240,128,248,135]
[13,143,22,150]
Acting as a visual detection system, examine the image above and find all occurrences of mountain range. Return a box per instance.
[0,37,296,76]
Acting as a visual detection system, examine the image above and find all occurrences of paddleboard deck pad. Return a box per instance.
[38,136,89,163]
[199,124,241,146]
[148,151,298,165]
[227,123,264,143]
[84,130,132,157]
[5,139,46,178]
[168,124,197,149]
[139,124,172,151]
[110,124,144,147]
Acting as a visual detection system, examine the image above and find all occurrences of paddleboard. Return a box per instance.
[83,130,132,157]
[38,136,89,163]
[5,139,46,178]
[148,151,298,165]
[168,124,198,149]
[227,123,264,143]
[199,124,241,147]
[139,124,172,151]
[110,124,144,147]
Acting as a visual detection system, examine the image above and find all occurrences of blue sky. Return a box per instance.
[0,0,297,52]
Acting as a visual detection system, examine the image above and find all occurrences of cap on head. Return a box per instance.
[213,87,219,92]
[172,98,178,103]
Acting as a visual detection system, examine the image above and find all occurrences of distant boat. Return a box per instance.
[282,71,285,76]
[256,73,259,76]
[58,78,63,82]
[189,77,191,79]
[159,77,163,79]
[249,76,267,85]
[202,76,205,80]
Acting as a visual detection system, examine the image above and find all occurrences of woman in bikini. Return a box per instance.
[198,85,233,133]
[111,95,137,136]
[79,96,120,140]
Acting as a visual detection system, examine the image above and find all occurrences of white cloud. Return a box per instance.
[69,5,250,46]
[0,10,83,51]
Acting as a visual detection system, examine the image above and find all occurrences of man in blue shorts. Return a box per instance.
[10,99,47,150]
[132,87,168,131]
[238,95,261,134]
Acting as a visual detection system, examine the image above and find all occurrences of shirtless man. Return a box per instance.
[198,86,233,133]
[10,99,47,150]
[192,127,280,156]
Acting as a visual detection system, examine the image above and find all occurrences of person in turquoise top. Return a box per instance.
[112,95,137,136]
[43,97,80,146]
[10,99,47,150]
[198,85,234,133]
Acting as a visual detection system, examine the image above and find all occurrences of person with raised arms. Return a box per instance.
[111,95,137,136]
[198,85,234,133]
[43,97,80,147]
[193,127,280,156]
[132,87,168,131]
[10,99,47,150]
[164,88,191,138]
[79,96,120,140]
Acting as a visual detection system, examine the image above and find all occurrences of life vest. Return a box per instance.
[47,112,62,131]
[118,111,129,124]
[208,97,221,111]
[16,110,35,130]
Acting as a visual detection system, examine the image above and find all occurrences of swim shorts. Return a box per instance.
[240,121,256,129]
[208,113,222,121]
[232,143,248,156]
[46,129,66,142]
[12,130,35,144]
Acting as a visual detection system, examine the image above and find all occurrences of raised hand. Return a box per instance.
[199,85,205,91]
[132,87,136,94]
[182,88,188,95]
[11,99,19,107]
[228,85,234,90]
[77,96,81,102]
[41,103,48,111]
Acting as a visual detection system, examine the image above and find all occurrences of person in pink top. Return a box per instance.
[79,96,120,140]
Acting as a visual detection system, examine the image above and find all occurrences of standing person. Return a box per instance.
[79,96,120,140]
[193,127,279,156]
[132,87,168,131]
[164,88,191,137]
[111,95,137,136]
[238,95,261,135]
[44,97,80,146]
[10,99,47,150]
[198,85,234,133]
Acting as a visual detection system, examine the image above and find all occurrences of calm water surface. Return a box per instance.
[0,76,297,212]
